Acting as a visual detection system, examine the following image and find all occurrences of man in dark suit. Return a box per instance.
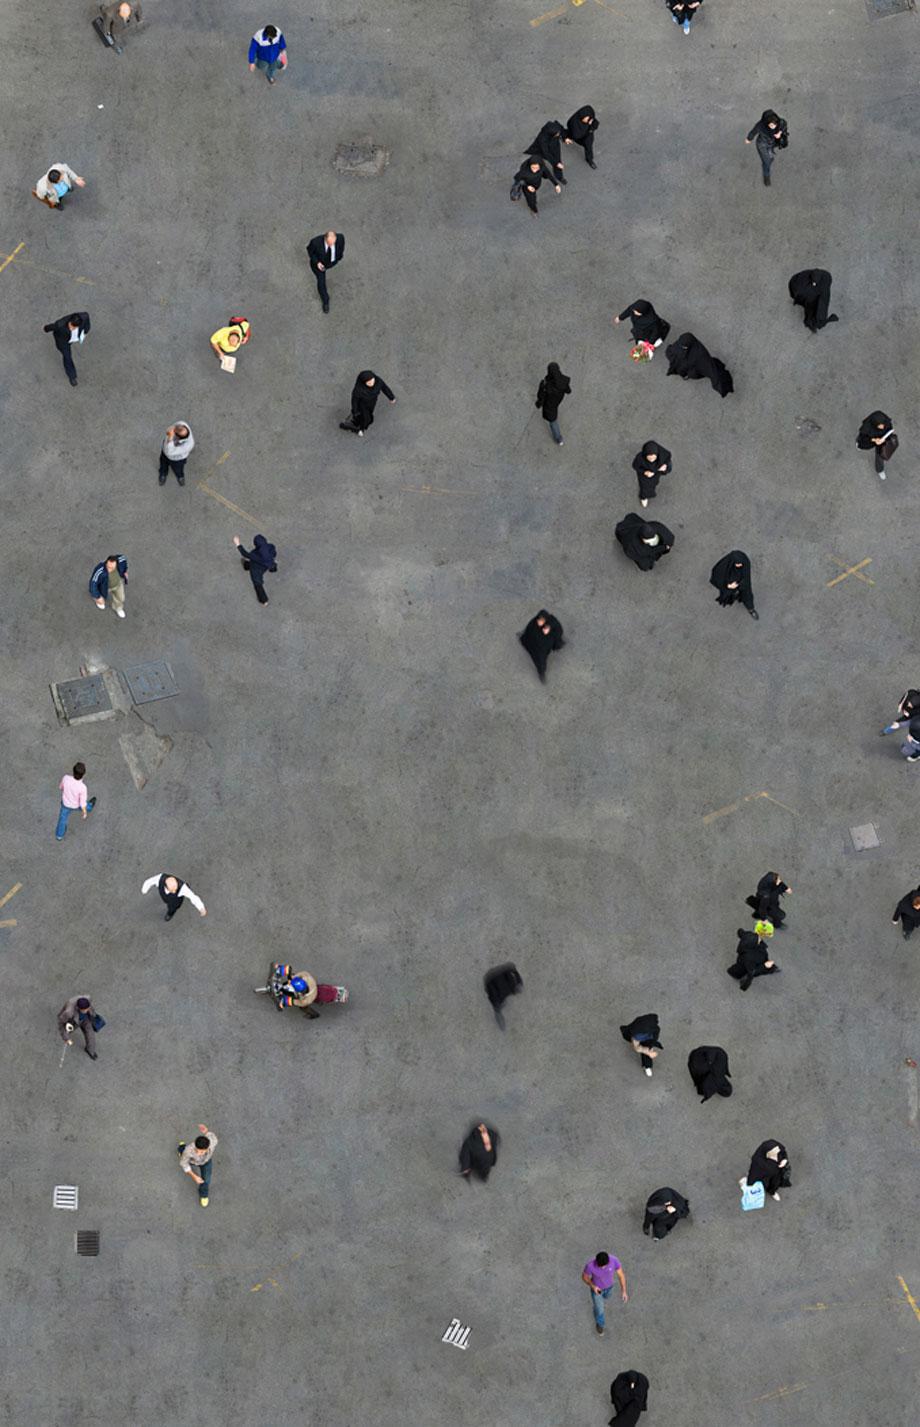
[43,311,91,386]
[306,230,345,313]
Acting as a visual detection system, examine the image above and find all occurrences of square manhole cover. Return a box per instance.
[866,0,912,14]
[850,823,880,851]
[55,676,111,721]
[75,1230,100,1256]
[333,138,390,177]
[122,660,179,705]
[53,1185,79,1211]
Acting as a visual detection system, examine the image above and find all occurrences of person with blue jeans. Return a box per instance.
[582,1251,628,1335]
[178,1125,218,1207]
[248,25,287,83]
[56,762,96,840]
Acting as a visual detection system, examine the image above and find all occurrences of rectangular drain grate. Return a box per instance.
[53,1185,79,1211]
[121,660,179,705]
[55,676,112,721]
[865,0,912,14]
[75,1230,100,1256]
[441,1318,471,1350]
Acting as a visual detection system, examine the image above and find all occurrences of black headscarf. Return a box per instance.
[857,411,894,447]
[537,362,571,420]
[249,534,277,572]
[642,1188,689,1239]
[631,442,671,499]
[351,371,382,426]
[687,1046,732,1101]
[515,158,555,191]
[565,106,598,143]
[617,299,670,345]
[484,962,523,1010]
[619,1014,661,1050]
[610,1370,649,1426]
[615,513,674,571]
[747,1139,789,1196]
[726,928,775,988]
[519,610,565,680]
[458,1123,500,1180]
[746,872,788,924]
[525,121,566,171]
[788,269,836,331]
[710,550,754,610]
[665,332,733,397]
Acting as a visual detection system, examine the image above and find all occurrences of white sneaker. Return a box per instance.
[878,471,886,480]
[116,608,126,619]
[644,1067,653,1077]
[771,1192,781,1202]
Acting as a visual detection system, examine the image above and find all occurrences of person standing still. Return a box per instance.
[248,24,287,82]
[582,1251,627,1335]
[177,1125,218,1206]
[306,231,345,314]
[56,761,96,840]
[159,423,194,486]
[43,312,90,387]
[99,1,142,52]
[745,110,788,187]
[33,163,86,211]
[58,995,101,1060]
[89,554,127,617]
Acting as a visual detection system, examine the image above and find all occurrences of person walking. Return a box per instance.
[619,1014,662,1078]
[881,689,920,736]
[788,269,838,332]
[582,1251,628,1335]
[642,1188,689,1241]
[98,1,143,52]
[613,299,671,353]
[306,230,344,313]
[523,120,568,186]
[631,442,672,508]
[710,551,758,618]
[857,410,898,481]
[33,163,86,210]
[610,1371,649,1425]
[892,886,920,940]
[512,158,561,217]
[55,762,96,840]
[483,962,523,1030]
[339,370,396,435]
[726,926,779,991]
[232,533,277,605]
[667,0,703,34]
[58,995,102,1060]
[745,109,789,187]
[141,873,207,922]
[519,609,565,682]
[746,871,790,928]
[615,514,674,571]
[177,1125,218,1207]
[535,362,571,446]
[209,317,251,369]
[564,105,599,168]
[248,24,287,83]
[741,1139,790,1203]
[159,423,194,486]
[458,1122,500,1181]
[665,332,733,396]
[43,311,90,387]
[687,1045,732,1101]
[89,554,127,618]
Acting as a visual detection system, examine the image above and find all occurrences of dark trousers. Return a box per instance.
[574,132,595,164]
[241,559,269,604]
[161,892,183,919]
[640,1051,655,1071]
[523,188,538,214]
[57,342,77,382]
[756,137,774,178]
[159,453,187,482]
[312,266,329,303]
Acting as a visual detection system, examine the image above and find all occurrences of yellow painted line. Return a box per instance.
[198,482,261,527]
[0,883,22,911]
[0,919,17,929]
[760,792,799,815]
[399,484,475,497]
[0,242,25,275]
[751,1383,806,1404]
[898,1275,920,1324]
[250,1282,262,1292]
[702,791,797,826]
[530,3,568,26]
[14,254,94,285]
[702,799,741,826]
[826,557,873,588]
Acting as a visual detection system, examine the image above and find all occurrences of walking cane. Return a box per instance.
[59,1024,74,1068]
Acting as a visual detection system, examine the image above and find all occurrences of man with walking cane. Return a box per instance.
[58,995,103,1061]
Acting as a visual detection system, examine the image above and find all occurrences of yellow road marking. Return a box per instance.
[702,791,797,825]
[898,1276,920,1324]
[14,254,94,285]
[0,919,16,929]
[400,484,475,497]
[530,3,568,26]
[0,883,22,911]
[198,482,260,526]
[0,242,25,274]
[751,1384,806,1404]
[826,556,873,588]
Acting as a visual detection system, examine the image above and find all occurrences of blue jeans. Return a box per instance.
[196,1160,213,1199]
[256,57,281,79]
[548,419,562,444]
[55,800,93,839]
[589,1286,611,1327]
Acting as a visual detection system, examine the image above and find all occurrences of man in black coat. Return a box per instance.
[43,311,90,386]
[339,370,395,435]
[483,962,523,1029]
[306,230,345,314]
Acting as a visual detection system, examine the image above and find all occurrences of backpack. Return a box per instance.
[741,1179,765,1211]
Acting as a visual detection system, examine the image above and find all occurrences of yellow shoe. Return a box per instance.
[199,1197,209,1207]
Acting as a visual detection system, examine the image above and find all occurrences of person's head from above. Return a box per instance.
[76,997,91,1011]
[118,2,132,17]
[105,556,118,572]
[163,876,179,894]
[364,375,376,387]
[594,1251,610,1267]
[580,112,592,123]
[290,976,308,994]
[763,110,780,130]
[73,762,86,779]
[912,895,920,912]
[262,24,278,40]
[194,1134,210,1150]
[226,330,242,348]
[633,301,650,316]
[175,424,190,441]
[48,169,61,184]
[325,230,337,245]
[639,524,660,545]
[645,446,658,461]
[527,161,541,173]
[68,318,81,331]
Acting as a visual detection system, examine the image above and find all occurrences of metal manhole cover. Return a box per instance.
[122,660,179,705]
[441,1318,471,1350]
[850,823,880,850]
[333,138,390,177]
[866,0,912,14]
[53,1185,79,1211]
[56,676,111,720]
[75,1230,100,1256]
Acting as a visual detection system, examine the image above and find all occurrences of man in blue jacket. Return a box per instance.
[248,25,287,83]
[89,555,128,618]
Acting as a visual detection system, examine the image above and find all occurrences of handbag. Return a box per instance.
[510,179,523,202]
[741,1179,765,1211]
[92,1013,106,1032]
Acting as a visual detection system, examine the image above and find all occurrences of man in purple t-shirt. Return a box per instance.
[582,1251,628,1335]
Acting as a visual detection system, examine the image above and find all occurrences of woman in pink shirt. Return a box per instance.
[56,762,96,841]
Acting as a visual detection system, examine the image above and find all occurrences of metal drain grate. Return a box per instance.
[865,0,912,15]
[53,1185,79,1211]
[75,1230,100,1256]
[441,1318,471,1350]
[55,676,112,721]
[121,660,179,705]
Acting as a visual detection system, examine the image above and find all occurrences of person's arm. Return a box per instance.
[616,1267,628,1302]
[279,41,287,66]
[337,234,345,261]
[210,334,223,357]
[745,124,758,143]
[77,782,88,813]
[459,1140,472,1175]
[178,1146,204,1183]
[58,1005,74,1041]
[89,565,103,599]
[581,1269,598,1291]
[36,173,51,200]
[141,875,161,896]
[180,884,207,916]
[893,901,903,924]
[61,164,85,187]
[118,556,127,582]
[378,378,396,403]
[134,1,143,22]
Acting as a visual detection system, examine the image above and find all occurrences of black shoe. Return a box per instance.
[177,1142,186,1154]
[164,911,174,921]
[69,376,78,386]
[595,1323,604,1336]
[763,174,771,187]
[322,298,330,314]
[177,474,185,486]
[87,797,97,811]
[84,1048,98,1060]
[903,930,912,941]
[158,472,167,485]
[749,608,759,620]
[587,159,597,169]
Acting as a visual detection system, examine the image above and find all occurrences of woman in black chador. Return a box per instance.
[519,610,565,682]
[619,1013,662,1078]
[564,104,599,167]
[667,0,703,34]
[745,109,789,186]
[513,157,561,216]
[613,299,671,349]
[609,1370,649,1426]
[665,332,733,396]
[687,1045,732,1101]
[631,441,672,508]
[615,514,674,571]
[458,1122,500,1181]
[857,410,898,480]
[746,871,791,927]
[788,269,838,332]
[524,120,567,184]
[710,550,758,618]
[642,1188,690,1241]
[727,928,779,991]
[535,362,571,446]
[744,1139,791,1202]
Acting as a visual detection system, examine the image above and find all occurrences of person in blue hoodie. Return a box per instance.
[248,24,287,83]
[232,534,277,605]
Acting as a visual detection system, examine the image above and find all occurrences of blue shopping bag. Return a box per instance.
[741,1179,765,1211]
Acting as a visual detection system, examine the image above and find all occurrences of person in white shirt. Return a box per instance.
[158,423,195,486]
[177,1125,218,1206]
[141,873,207,922]
[34,163,86,210]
